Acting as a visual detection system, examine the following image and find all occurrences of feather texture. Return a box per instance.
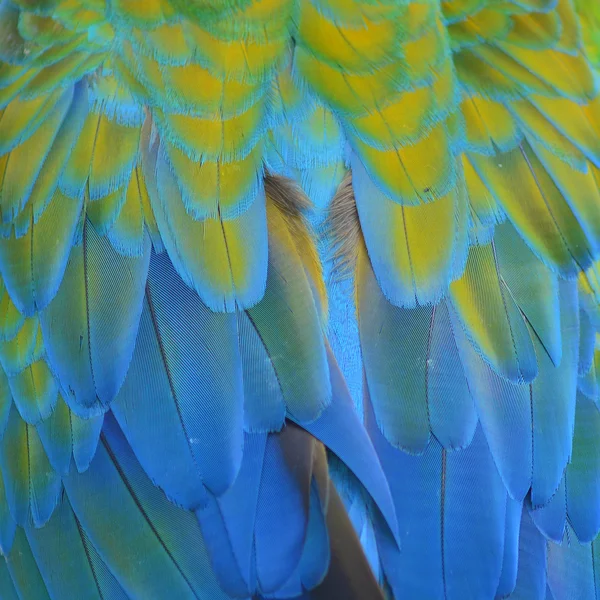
[0,1,599,599]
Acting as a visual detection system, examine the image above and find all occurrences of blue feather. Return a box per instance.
[113,248,244,499]
[450,303,533,500]
[36,396,72,476]
[0,368,11,437]
[578,309,596,377]
[195,433,267,597]
[0,468,15,555]
[254,427,313,594]
[496,497,523,597]
[64,414,233,600]
[5,527,50,600]
[40,221,151,415]
[367,387,508,600]
[70,410,103,473]
[509,508,547,600]
[27,422,61,528]
[25,494,117,600]
[530,279,579,508]
[75,522,130,600]
[35,395,104,477]
[0,407,28,525]
[297,480,330,591]
[0,406,61,527]
[529,476,567,543]
[297,162,346,210]
[357,259,431,452]
[238,311,286,433]
[428,302,478,450]
[547,527,600,600]
[566,394,600,543]
[0,558,18,600]
[442,427,508,600]
[301,349,399,547]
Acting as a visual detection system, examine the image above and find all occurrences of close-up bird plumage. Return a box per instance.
[0,0,599,598]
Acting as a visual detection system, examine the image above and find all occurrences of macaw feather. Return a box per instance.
[4,527,50,600]
[25,493,127,600]
[0,405,61,528]
[0,86,73,224]
[0,1,599,598]
[0,316,39,377]
[195,426,329,597]
[142,125,268,312]
[547,526,600,600]
[351,155,467,307]
[468,142,599,276]
[367,391,510,600]
[509,508,548,599]
[40,219,151,415]
[566,393,600,543]
[63,414,232,600]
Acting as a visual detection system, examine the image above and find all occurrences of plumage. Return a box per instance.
[40,219,151,415]
[0,1,599,599]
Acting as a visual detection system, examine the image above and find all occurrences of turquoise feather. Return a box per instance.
[40,221,150,415]
[5,528,50,600]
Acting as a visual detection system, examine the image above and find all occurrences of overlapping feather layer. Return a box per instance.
[0,0,599,599]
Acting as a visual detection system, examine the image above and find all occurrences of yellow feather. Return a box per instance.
[295,48,403,116]
[185,22,286,82]
[108,166,146,255]
[510,100,587,168]
[349,61,455,148]
[532,142,600,248]
[462,95,519,151]
[86,183,128,234]
[135,162,161,249]
[449,241,536,382]
[163,140,263,219]
[1,92,70,222]
[463,154,503,226]
[61,110,99,196]
[163,61,262,116]
[0,91,61,152]
[495,42,596,100]
[0,288,23,342]
[156,100,264,161]
[402,20,448,82]
[555,0,581,54]
[298,0,399,72]
[135,23,190,64]
[0,316,39,376]
[110,0,175,25]
[352,121,454,204]
[89,113,141,199]
[470,143,592,273]
[531,95,600,164]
